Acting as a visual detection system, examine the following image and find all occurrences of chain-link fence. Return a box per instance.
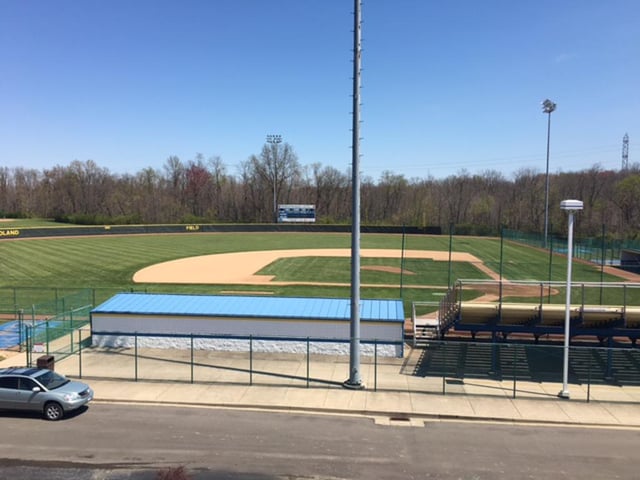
[0,287,158,319]
[0,288,96,351]
[503,228,640,269]
[24,305,92,366]
[48,334,640,403]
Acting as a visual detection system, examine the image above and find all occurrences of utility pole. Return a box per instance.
[344,0,364,389]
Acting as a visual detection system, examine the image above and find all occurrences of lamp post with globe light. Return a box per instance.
[558,199,583,399]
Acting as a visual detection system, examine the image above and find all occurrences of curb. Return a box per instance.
[91,398,640,430]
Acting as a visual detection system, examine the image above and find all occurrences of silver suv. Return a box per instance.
[0,367,93,420]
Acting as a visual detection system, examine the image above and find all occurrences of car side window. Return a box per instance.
[0,377,19,389]
[18,378,38,391]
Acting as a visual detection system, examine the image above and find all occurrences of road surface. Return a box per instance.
[1,403,638,479]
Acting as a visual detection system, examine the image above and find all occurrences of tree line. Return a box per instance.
[1,141,639,239]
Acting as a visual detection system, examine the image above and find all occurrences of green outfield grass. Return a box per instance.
[258,256,491,285]
[0,231,633,313]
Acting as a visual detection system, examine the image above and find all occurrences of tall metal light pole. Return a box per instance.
[558,199,583,399]
[266,134,282,223]
[344,0,363,389]
[542,99,556,249]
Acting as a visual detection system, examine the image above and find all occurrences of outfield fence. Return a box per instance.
[0,287,158,319]
[504,228,640,270]
[0,287,94,318]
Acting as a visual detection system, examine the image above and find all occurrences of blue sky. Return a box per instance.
[1,0,638,181]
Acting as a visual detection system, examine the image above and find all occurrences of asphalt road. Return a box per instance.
[0,403,639,479]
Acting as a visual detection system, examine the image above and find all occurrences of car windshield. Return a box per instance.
[35,370,69,390]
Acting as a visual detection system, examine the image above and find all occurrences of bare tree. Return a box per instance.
[2,153,640,240]
[441,170,473,226]
[309,163,350,222]
[377,171,408,223]
[184,155,212,218]
[9,167,41,216]
[508,168,544,231]
[248,141,301,222]
[613,174,640,237]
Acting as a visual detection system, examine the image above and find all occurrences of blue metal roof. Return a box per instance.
[92,293,404,323]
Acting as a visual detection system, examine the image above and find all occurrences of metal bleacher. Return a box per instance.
[418,280,640,346]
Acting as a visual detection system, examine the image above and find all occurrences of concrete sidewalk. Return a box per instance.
[2,348,640,428]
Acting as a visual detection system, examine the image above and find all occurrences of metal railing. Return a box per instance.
[47,331,640,403]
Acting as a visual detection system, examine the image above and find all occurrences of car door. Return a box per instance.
[15,377,43,411]
[0,376,20,409]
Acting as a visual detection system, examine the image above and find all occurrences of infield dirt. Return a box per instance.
[133,248,499,285]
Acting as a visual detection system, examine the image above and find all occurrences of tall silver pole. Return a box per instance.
[542,99,556,249]
[559,211,574,398]
[345,0,363,389]
[558,198,582,399]
[543,111,551,248]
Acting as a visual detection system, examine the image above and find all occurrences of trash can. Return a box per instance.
[37,355,55,371]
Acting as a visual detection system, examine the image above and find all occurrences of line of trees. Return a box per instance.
[1,141,639,238]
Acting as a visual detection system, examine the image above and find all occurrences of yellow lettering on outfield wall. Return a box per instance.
[186,225,200,231]
[0,229,20,237]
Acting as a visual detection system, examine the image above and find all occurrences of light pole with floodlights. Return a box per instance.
[559,199,583,399]
[266,134,282,223]
[542,99,556,249]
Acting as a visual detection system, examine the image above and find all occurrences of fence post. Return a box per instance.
[412,303,416,348]
[512,343,517,399]
[45,321,50,355]
[25,324,32,367]
[78,330,83,379]
[134,332,138,382]
[18,309,23,353]
[70,309,74,354]
[249,335,253,386]
[442,341,447,395]
[306,337,310,388]
[190,334,194,384]
[587,350,592,403]
[374,339,378,392]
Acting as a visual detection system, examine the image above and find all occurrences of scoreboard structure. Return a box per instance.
[278,204,316,223]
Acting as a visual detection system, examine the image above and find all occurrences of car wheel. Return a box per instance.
[44,402,64,421]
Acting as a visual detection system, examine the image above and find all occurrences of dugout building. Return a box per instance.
[91,293,405,357]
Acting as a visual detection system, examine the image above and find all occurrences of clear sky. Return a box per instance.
[1,0,638,181]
